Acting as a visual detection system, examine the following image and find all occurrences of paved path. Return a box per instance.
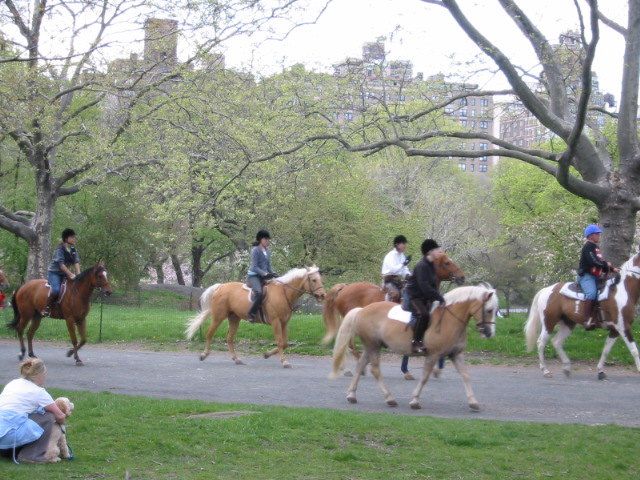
[1,341,639,427]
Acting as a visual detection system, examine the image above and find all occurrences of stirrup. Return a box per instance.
[41,307,50,317]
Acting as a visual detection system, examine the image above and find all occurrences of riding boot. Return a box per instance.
[411,315,428,353]
[41,294,57,317]
[583,299,597,330]
[247,294,262,323]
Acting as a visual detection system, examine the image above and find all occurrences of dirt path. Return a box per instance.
[1,340,639,427]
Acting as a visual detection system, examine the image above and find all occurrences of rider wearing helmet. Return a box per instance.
[404,239,446,353]
[577,224,620,330]
[247,230,278,323]
[381,234,412,303]
[43,228,81,316]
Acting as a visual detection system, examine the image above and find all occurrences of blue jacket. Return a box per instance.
[247,246,276,277]
[0,410,44,449]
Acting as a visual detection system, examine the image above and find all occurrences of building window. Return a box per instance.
[459,98,467,106]
[460,108,467,116]
[470,164,475,172]
[333,112,339,121]
[480,121,489,129]
[399,95,406,101]
[480,142,488,150]
[481,98,489,106]
[345,112,354,121]
[445,107,454,114]
[479,165,488,172]
[470,143,476,150]
[479,156,488,161]
[460,120,467,127]
[458,163,467,171]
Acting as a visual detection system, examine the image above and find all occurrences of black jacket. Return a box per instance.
[405,257,441,301]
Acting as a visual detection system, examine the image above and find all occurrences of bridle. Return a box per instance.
[436,256,464,284]
[273,271,325,309]
[433,295,495,336]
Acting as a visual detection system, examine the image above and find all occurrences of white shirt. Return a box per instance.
[381,248,410,277]
[0,378,54,414]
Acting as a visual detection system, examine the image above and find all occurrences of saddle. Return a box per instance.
[559,274,620,301]
[242,282,270,324]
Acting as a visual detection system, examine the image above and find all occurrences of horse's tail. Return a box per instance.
[186,284,221,340]
[329,307,361,379]
[322,283,346,344]
[7,285,22,330]
[524,288,545,352]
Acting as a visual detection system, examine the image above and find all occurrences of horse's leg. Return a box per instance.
[536,326,553,378]
[343,339,362,377]
[26,316,43,359]
[367,348,397,407]
[15,316,29,361]
[598,322,640,379]
[447,353,480,411]
[200,315,225,361]
[595,334,619,380]
[264,320,291,368]
[550,322,574,377]
[65,317,86,366]
[409,355,439,410]
[225,315,245,365]
[346,351,369,404]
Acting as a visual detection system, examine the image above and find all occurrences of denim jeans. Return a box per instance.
[47,272,64,296]
[578,273,598,300]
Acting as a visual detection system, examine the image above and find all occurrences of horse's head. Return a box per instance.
[0,265,8,293]
[306,265,326,302]
[473,285,499,339]
[91,262,113,296]
[435,252,466,285]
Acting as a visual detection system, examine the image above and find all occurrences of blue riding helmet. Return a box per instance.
[584,224,603,238]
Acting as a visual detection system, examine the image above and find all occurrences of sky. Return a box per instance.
[221,0,628,100]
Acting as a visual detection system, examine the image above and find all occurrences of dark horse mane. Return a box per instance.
[74,263,104,283]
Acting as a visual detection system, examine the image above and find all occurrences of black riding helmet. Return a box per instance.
[62,228,76,242]
[421,239,439,255]
[256,230,271,242]
[393,235,408,246]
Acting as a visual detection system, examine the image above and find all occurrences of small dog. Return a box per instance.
[44,397,75,462]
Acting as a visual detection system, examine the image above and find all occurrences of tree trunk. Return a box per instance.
[191,244,205,288]
[598,202,639,266]
[171,254,185,286]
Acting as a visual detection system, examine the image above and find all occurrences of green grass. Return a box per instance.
[1,388,638,479]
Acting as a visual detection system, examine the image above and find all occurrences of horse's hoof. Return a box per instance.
[563,369,571,377]
[543,372,552,378]
[469,403,480,411]
[404,372,415,381]
[18,354,24,361]
[409,402,421,410]
[66,349,74,358]
[597,371,607,380]
[199,354,207,361]
[343,371,353,377]
[263,352,269,359]
[347,397,357,404]
[387,399,398,407]
[283,363,292,369]
[233,359,246,365]
[75,360,84,366]
[432,369,441,378]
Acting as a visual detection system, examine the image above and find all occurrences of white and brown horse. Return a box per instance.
[525,250,640,379]
[329,285,498,410]
[186,266,325,368]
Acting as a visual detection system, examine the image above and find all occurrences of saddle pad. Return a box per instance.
[388,305,412,324]
[559,281,611,301]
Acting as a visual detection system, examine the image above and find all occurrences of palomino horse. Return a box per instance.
[525,250,640,379]
[8,263,113,365]
[0,264,9,293]
[322,251,466,344]
[330,285,498,410]
[186,266,325,368]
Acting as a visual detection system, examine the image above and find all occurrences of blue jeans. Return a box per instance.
[401,355,444,373]
[47,272,64,296]
[578,273,598,300]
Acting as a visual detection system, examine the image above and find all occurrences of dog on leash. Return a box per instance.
[44,397,75,462]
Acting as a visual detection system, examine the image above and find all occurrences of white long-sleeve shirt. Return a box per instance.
[381,249,410,277]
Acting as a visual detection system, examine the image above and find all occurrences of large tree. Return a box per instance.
[0,0,329,279]
[298,0,637,265]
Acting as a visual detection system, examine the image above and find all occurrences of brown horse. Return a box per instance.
[322,251,466,344]
[186,266,325,368]
[525,250,640,380]
[330,285,498,410]
[0,264,9,293]
[8,263,113,366]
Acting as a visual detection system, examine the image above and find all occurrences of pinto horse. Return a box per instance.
[525,250,640,379]
[330,285,498,410]
[8,263,112,366]
[322,251,466,344]
[186,266,325,368]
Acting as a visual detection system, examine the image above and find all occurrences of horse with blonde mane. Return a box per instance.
[329,284,498,410]
[186,266,325,368]
[322,251,465,344]
[524,249,640,380]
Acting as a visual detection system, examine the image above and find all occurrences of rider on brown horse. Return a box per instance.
[247,229,278,323]
[381,234,412,303]
[403,239,446,353]
[43,228,81,317]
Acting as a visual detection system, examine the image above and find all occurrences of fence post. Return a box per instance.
[98,295,104,343]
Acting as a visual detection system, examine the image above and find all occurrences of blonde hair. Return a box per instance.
[20,358,47,381]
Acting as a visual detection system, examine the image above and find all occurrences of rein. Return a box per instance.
[273,273,322,310]
[433,296,494,334]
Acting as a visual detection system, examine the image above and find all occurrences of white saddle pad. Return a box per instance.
[388,305,412,323]
[559,281,611,301]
